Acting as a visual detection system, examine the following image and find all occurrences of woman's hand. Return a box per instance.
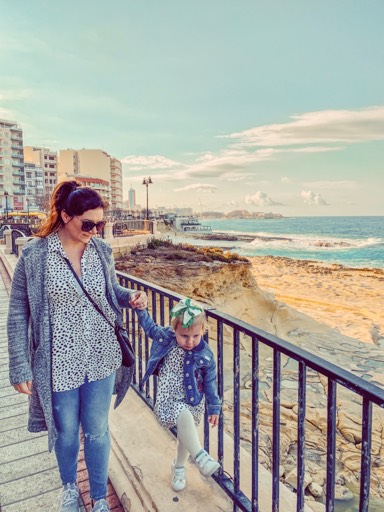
[208,414,220,427]
[130,291,148,310]
[13,381,32,395]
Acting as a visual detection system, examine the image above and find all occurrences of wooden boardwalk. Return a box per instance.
[0,258,124,511]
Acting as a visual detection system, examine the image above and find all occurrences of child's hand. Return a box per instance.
[208,414,219,427]
[130,291,148,310]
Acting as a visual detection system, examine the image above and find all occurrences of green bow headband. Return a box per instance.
[170,298,204,329]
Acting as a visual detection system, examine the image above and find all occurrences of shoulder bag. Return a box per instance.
[64,258,135,368]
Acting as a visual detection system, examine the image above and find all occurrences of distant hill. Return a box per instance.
[201,210,283,219]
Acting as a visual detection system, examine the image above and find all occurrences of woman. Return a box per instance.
[7,180,147,512]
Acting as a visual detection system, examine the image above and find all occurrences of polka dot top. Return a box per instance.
[47,233,122,392]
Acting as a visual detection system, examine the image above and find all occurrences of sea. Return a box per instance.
[173,216,384,270]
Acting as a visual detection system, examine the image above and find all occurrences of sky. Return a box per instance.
[1,0,383,216]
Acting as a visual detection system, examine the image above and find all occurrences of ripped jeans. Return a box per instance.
[52,372,115,500]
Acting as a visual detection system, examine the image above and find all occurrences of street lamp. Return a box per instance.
[142,177,153,220]
[26,198,30,222]
[4,191,9,222]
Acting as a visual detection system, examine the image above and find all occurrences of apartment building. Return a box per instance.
[24,146,58,197]
[75,176,110,205]
[24,162,44,209]
[58,149,123,210]
[0,118,25,213]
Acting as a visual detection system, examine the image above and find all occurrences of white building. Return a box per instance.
[24,146,58,197]
[24,162,44,210]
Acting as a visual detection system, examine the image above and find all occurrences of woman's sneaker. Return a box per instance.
[92,499,110,511]
[58,482,80,512]
[194,449,220,477]
[171,461,186,491]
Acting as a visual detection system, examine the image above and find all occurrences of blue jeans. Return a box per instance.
[52,373,115,501]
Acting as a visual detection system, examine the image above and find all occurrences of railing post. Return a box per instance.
[297,361,306,512]
[252,337,259,512]
[272,350,281,512]
[359,398,372,512]
[326,380,337,512]
[4,229,12,254]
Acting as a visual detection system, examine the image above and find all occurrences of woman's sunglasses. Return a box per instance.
[76,217,106,233]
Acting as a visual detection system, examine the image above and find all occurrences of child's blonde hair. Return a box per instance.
[170,299,207,332]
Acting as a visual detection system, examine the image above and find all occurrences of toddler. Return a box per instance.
[134,298,221,491]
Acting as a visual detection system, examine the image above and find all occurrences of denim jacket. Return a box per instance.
[136,309,221,416]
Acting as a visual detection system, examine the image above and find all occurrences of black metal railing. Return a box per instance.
[112,220,154,236]
[117,270,384,512]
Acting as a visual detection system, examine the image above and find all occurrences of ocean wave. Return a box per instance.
[214,230,383,251]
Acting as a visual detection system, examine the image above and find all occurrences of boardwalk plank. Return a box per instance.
[0,435,48,464]
[0,393,28,409]
[1,466,62,506]
[0,404,29,420]
[0,424,47,448]
[0,450,58,484]
[1,486,63,512]
[0,411,29,432]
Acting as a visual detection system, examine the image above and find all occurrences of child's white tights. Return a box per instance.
[175,408,202,467]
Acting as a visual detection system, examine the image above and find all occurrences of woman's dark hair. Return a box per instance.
[36,180,106,237]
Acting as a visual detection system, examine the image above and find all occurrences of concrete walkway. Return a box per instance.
[0,255,124,511]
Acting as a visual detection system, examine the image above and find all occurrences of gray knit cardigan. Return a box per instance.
[7,236,135,452]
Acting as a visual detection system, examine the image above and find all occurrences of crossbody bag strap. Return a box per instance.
[63,257,115,330]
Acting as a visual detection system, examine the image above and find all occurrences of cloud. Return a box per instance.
[290,146,345,153]
[245,191,282,206]
[182,148,278,180]
[301,190,328,205]
[222,106,384,147]
[121,155,182,171]
[282,176,292,183]
[301,180,358,190]
[173,183,217,193]
[225,175,246,182]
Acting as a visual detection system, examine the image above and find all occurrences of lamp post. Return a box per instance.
[142,177,153,220]
[26,198,30,223]
[4,191,9,222]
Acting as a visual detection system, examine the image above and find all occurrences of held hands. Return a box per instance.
[13,381,32,395]
[129,291,148,310]
[208,414,220,427]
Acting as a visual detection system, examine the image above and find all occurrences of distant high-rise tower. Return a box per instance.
[128,186,136,209]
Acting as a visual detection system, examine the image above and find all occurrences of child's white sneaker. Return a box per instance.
[171,461,186,491]
[194,449,220,477]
